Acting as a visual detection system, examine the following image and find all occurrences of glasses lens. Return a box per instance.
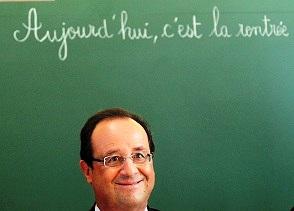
[131,152,148,163]
[104,155,122,167]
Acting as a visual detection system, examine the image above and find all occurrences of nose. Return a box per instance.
[119,157,139,176]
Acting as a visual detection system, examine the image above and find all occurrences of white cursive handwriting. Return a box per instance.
[13,8,114,61]
[236,15,289,37]
[209,6,232,38]
[13,6,291,61]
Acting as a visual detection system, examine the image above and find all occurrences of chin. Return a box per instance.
[116,192,148,207]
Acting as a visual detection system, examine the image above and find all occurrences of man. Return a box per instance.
[80,108,159,211]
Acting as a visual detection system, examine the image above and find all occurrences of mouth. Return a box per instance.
[115,179,143,186]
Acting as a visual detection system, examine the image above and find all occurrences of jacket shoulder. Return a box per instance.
[148,206,160,211]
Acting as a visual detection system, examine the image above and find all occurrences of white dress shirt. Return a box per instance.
[95,204,148,211]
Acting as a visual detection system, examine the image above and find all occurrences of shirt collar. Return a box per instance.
[95,204,148,211]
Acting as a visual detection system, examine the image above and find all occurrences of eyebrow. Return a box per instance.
[103,146,147,156]
[104,149,120,156]
[132,146,147,151]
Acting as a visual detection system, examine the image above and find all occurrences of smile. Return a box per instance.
[115,179,143,186]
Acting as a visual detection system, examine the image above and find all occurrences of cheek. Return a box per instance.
[140,165,155,182]
[93,168,119,183]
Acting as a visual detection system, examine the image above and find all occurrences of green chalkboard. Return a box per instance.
[1,1,294,210]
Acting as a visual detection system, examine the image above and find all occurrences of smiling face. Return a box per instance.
[80,117,155,211]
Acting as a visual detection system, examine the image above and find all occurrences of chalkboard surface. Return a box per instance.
[0,1,294,210]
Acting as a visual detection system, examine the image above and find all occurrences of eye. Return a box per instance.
[105,155,121,164]
[132,152,145,160]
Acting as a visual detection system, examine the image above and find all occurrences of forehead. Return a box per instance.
[91,117,149,155]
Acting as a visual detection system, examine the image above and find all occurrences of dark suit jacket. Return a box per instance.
[147,206,159,211]
[89,203,159,211]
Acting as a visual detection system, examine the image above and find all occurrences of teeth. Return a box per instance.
[115,179,143,185]
[117,181,140,185]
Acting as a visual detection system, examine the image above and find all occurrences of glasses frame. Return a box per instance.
[91,152,154,167]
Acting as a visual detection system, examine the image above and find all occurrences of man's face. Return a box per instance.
[81,117,155,210]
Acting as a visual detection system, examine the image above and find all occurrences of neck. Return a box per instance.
[97,203,147,211]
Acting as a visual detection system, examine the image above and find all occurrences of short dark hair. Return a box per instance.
[80,108,154,167]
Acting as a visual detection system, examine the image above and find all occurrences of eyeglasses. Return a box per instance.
[92,152,153,167]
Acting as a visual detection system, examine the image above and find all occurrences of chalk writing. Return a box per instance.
[236,16,289,37]
[118,10,154,41]
[161,16,203,39]
[13,6,291,61]
[13,8,114,61]
[209,6,232,38]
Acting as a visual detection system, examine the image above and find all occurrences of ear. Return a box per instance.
[80,160,93,184]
